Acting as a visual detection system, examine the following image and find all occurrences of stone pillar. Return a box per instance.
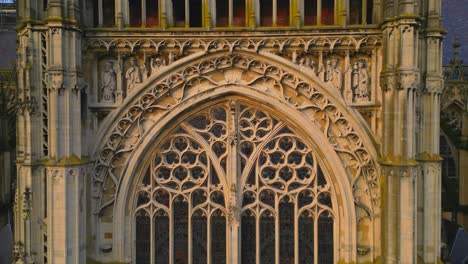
[14,0,88,263]
[380,0,423,261]
[46,166,87,263]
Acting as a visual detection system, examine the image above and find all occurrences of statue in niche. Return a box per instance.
[352,59,370,101]
[298,57,318,76]
[324,58,342,91]
[150,57,167,76]
[101,61,117,103]
[125,57,142,93]
[141,60,149,82]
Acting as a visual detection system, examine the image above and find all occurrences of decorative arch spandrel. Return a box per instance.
[92,51,381,261]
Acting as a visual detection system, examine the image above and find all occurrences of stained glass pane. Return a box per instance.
[260,0,273,26]
[189,0,203,27]
[299,212,314,263]
[232,0,246,26]
[192,211,207,264]
[136,211,151,264]
[154,212,169,264]
[304,0,317,26]
[216,0,229,26]
[211,211,226,264]
[174,197,188,264]
[349,0,363,24]
[146,0,159,27]
[277,0,290,26]
[321,0,334,25]
[280,198,294,264]
[129,0,142,27]
[318,213,334,263]
[241,211,256,264]
[260,211,275,264]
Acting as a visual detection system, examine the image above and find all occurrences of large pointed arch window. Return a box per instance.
[134,100,336,263]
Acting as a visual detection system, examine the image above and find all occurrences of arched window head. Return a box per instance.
[133,100,336,263]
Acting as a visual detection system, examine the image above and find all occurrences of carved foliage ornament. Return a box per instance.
[86,35,381,54]
[93,52,380,221]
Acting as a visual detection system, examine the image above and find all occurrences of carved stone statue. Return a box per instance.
[325,59,342,91]
[352,59,370,101]
[125,57,142,93]
[101,61,117,103]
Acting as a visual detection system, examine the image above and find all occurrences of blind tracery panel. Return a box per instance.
[134,100,335,263]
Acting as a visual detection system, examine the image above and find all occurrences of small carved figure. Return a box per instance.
[168,52,175,64]
[101,61,116,103]
[141,61,149,82]
[125,57,142,93]
[325,59,342,91]
[151,57,167,75]
[352,59,370,101]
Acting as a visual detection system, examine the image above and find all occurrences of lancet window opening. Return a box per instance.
[129,0,160,27]
[133,100,336,263]
[92,0,116,27]
[349,0,373,24]
[258,0,290,27]
[214,0,247,27]
[90,0,375,28]
[302,0,335,26]
[172,0,203,27]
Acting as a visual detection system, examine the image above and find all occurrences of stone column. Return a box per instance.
[46,166,87,263]
[380,0,423,261]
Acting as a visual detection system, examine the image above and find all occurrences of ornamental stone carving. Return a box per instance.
[125,57,142,93]
[324,58,343,91]
[93,52,380,224]
[352,59,370,102]
[101,61,117,103]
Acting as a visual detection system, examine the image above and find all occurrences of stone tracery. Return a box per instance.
[92,52,380,229]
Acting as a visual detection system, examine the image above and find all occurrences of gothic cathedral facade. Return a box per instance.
[13,0,445,263]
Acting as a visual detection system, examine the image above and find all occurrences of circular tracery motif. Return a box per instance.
[134,100,335,263]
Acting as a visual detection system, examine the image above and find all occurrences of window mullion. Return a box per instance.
[362,0,367,24]
[317,0,321,25]
[188,197,193,264]
[169,205,174,264]
[185,0,189,27]
[229,0,233,27]
[207,207,212,264]
[275,195,279,264]
[272,0,277,26]
[98,0,103,26]
[142,0,146,26]
[256,206,260,264]
[294,199,299,264]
